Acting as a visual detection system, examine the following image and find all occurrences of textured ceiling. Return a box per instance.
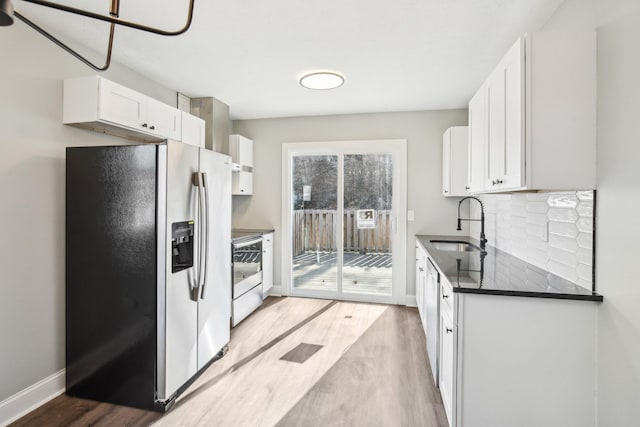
[14,0,565,119]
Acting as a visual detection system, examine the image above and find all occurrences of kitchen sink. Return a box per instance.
[430,240,479,252]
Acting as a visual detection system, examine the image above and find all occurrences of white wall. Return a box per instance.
[232,110,469,300]
[543,0,640,425]
[0,23,177,403]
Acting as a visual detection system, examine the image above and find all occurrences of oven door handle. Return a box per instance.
[233,237,263,249]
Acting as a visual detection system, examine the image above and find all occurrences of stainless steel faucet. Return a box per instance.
[457,196,487,252]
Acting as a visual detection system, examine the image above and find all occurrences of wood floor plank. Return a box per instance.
[275,305,449,427]
[10,298,446,427]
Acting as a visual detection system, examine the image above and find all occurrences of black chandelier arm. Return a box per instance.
[21,0,195,36]
[15,11,115,71]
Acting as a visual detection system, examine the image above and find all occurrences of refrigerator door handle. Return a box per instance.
[200,172,210,299]
[192,172,205,301]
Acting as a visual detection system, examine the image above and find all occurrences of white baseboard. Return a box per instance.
[406,294,417,307]
[267,285,283,297]
[0,370,65,427]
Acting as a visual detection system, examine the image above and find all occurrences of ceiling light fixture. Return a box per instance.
[299,72,345,90]
[0,0,195,71]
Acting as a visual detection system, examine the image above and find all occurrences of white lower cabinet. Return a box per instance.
[417,239,599,427]
[262,233,274,296]
[439,301,454,426]
[437,292,598,427]
[438,277,455,426]
[415,243,427,323]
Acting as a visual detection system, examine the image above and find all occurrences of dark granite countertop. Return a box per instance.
[416,235,603,302]
[232,228,275,242]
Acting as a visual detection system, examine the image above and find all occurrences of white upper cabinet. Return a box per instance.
[485,38,524,191]
[181,111,205,148]
[442,126,469,197]
[230,134,253,167]
[64,76,202,145]
[98,78,147,131]
[468,32,596,193]
[229,134,254,195]
[467,88,486,193]
[146,97,181,140]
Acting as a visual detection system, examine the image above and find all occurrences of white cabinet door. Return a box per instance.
[230,135,254,167]
[439,304,454,427]
[468,87,486,193]
[232,171,253,195]
[147,98,182,140]
[425,258,439,384]
[181,112,205,147]
[416,244,425,321]
[443,127,470,197]
[99,78,147,131]
[486,38,525,191]
[485,65,506,191]
[262,233,274,296]
[442,129,452,196]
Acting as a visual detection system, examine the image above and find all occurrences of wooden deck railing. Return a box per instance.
[293,209,392,256]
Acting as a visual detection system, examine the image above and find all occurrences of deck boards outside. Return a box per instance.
[293,251,392,296]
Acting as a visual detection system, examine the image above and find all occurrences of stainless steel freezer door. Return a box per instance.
[157,140,201,401]
[197,148,232,370]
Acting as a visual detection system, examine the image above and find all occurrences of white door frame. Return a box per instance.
[281,139,407,305]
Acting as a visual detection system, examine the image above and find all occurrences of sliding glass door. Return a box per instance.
[283,140,406,304]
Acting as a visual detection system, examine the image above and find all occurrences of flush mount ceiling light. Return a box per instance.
[299,72,345,90]
[0,0,195,71]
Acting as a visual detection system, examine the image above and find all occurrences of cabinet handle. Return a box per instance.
[442,294,449,299]
[446,327,453,334]
[444,190,449,193]
[465,186,470,190]
[496,179,503,184]
[141,123,148,128]
[150,125,156,130]
[419,267,424,272]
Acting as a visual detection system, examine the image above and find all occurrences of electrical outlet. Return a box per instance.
[408,210,415,221]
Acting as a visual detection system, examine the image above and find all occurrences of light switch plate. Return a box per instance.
[408,210,415,221]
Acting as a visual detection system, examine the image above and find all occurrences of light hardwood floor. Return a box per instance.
[11,297,447,427]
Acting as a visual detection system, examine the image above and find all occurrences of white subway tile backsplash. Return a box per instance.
[469,191,594,290]
[577,200,594,217]
[577,263,593,282]
[526,201,550,214]
[549,247,578,268]
[549,233,579,252]
[526,193,549,202]
[577,233,594,250]
[548,260,579,282]
[548,207,580,223]
[577,217,593,233]
[577,191,594,201]
[548,192,579,208]
[549,221,579,238]
[577,248,593,266]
